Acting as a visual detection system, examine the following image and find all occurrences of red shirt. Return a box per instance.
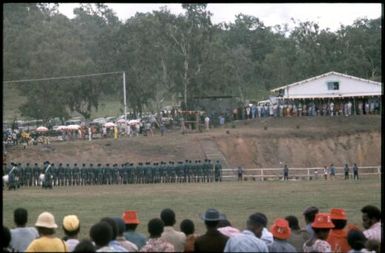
[327,229,351,253]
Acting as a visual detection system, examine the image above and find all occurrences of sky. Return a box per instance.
[57,3,382,32]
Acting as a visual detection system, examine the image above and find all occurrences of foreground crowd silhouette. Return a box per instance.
[3,204,381,252]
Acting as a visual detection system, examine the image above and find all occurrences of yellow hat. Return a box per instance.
[63,215,80,231]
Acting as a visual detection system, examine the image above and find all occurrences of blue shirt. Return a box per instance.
[123,230,147,249]
[224,230,269,252]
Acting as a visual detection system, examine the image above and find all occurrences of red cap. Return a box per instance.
[330,208,347,220]
[122,210,140,224]
[311,213,335,229]
[270,218,291,240]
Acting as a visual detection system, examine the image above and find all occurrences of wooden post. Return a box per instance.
[261,169,264,182]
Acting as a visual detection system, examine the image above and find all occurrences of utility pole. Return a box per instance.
[123,71,127,121]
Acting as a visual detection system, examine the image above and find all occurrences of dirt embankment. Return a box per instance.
[5,115,381,168]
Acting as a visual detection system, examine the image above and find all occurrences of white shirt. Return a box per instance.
[224,230,269,252]
[363,222,381,242]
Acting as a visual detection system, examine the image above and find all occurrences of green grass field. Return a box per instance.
[3,177,380,240]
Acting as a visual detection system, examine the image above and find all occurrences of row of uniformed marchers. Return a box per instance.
[3,160,223,190]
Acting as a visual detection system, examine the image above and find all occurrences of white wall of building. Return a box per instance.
[283,73,381,98]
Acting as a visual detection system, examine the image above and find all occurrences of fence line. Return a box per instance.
[222,166,381,181]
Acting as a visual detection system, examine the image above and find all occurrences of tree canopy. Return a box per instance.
[3,3,382,121]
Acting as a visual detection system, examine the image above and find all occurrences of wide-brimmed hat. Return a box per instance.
[270,218,291,240]
[311,213,335,229]
[200,208,225,221]
[122,210,140,224]
[330,208,347,220]
[63,215,80,231]
[35,212,58,228]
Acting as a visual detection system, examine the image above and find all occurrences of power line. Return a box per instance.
[3,71,123,84]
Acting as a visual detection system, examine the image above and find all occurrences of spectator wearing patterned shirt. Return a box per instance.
[303,213,334,253]
[160,208,186,252]
[112,217,138,252]
[140,218,174,252]
[361,205,381,243]
[224,212,268,252]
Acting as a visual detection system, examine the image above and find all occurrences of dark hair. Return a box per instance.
[347,229,367,250]
[180,219,195,235]
[148,218,164,237]
[37,227,55,235]
[285,215,300,230]
[303,208,319,224]
[14,208,28,226]
[204,220,219,228]
[331,219,347,230]
[100,217,118,240]
[248,213,267,227]
[361,205,381,221]
[112,217,125,236]
[125,224,138,231]
[90,222,113,247]
[160,208,176,226]
[63,226,80,237]
[3,226,11,248]
[217,219,232,228]
[73,239,96,252]
[253,212,267,227]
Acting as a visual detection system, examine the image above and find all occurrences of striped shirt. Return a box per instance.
[363,222,381,242]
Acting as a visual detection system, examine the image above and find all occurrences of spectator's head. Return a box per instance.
[253,212,268,227]
[14,208,28,227]
[148,218,164,238]
[247,213,267,238]
[35,211,58,236]
[73,239,96,252]
[285,215,300,231]
[311,213,334,240]
[100,217,118,240]
[122,210,140,231]
[62,215,80,238]
[361,205,381,229]
[90,221,113,248]
[217,219,232,228]
[160,208,176,226]
[200,208,225,229]
[330,208,347,230]
[112,217,126,237]
[270,218,291,240]
[3,226,11,249]
[180,219,195,236]
[303,206,319,224]
[347,229,367,251]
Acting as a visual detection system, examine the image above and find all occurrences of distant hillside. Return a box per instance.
[5,115,381,168]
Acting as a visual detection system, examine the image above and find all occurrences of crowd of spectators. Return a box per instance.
[3,204,381,252]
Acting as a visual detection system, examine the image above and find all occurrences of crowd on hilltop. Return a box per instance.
[3,204,381,252]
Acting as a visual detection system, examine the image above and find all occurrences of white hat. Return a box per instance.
[35,212,58,228]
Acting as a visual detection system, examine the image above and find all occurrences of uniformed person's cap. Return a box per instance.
[51,163,55,166]
[59,163,62,165]
[98,163,101,166]
[82,163,86,166]
[44,161,50,164]
[66,164,70,166]
[90,163,93,166]
[26,163,30,165]
[74,163,77,165]
[106,163,110,166]
[35,163,38,165]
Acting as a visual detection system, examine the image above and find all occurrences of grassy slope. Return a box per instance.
[2,178,380,240]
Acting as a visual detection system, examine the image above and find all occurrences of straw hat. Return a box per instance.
[270,218,291,240]
[35,212,58,228]
[311,213,335,229]
[63,215,80,231]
